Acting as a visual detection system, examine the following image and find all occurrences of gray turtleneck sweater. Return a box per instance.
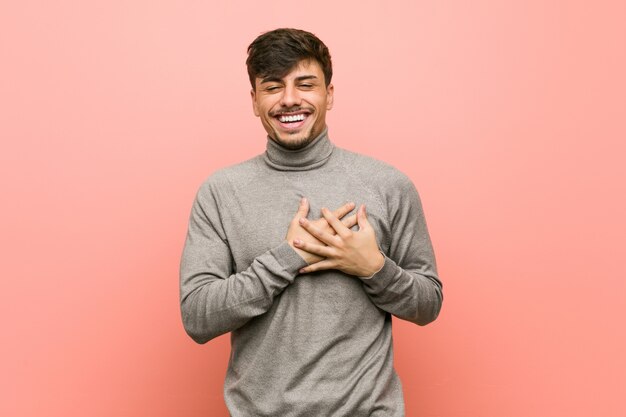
[180,129,442,416]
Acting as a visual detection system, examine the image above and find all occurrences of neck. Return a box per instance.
[263,128,334,171]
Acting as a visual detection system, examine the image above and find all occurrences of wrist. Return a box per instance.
[363,252,385,278]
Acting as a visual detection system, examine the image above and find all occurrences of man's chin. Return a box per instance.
[271,132,315,150]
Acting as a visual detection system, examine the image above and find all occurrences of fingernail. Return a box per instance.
[299,218,305,225]
[294,239,301,245]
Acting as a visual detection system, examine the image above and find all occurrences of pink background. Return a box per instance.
[2,1,625,416]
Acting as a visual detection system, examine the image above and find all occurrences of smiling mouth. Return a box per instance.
[273,111,311,130]
[278,113,307,123]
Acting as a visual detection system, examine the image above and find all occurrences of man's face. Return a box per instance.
[251,59,334,150]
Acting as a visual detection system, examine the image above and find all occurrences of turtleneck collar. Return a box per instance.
[263,128,334,171]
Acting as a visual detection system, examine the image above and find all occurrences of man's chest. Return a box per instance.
[219,170,389,271]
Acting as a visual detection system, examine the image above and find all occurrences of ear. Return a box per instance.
[326,83,334,111]
[250,89,260,117]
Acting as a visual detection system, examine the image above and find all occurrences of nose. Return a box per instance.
[279,84,301,108]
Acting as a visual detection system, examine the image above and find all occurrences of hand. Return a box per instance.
[294,204,385,277]
[286,198,358,264]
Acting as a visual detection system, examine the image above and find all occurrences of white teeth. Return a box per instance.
[279,114,306,123]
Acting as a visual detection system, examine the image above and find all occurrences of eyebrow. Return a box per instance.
[260,75,319,84]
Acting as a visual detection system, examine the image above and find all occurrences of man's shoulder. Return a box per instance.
[196,155,263,196]
[335,147,415,189]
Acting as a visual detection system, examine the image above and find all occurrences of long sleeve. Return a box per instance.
[179,179,307,344]
[360,176,443,325]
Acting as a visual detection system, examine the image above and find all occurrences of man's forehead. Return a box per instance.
[257,59,322,84]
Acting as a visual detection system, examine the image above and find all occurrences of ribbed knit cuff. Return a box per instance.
[270,241,309,276]
[358,255,398,292]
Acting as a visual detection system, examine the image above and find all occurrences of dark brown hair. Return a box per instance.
[246,28,333,90]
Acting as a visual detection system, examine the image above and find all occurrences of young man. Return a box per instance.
[180,28,443,416]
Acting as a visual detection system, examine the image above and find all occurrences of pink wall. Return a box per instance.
[2,1,625,416]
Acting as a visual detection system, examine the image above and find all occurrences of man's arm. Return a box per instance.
[180,186,357,344]
[294,179,442,326]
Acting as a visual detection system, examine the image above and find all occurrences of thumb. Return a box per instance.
[296,197,310,218]
[357,204,370,230]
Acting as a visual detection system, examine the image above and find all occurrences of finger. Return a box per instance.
[293,239,334,258]
[321,223,338,236]
[331,201,355,220]
[341,214,357,230]
[299,259,335,274]
[311,202,354,234]
[299,217,340,246]
[294,197,310,220]
[357,204,371,230]
[310,217,336,235]
[322,207,353,239]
